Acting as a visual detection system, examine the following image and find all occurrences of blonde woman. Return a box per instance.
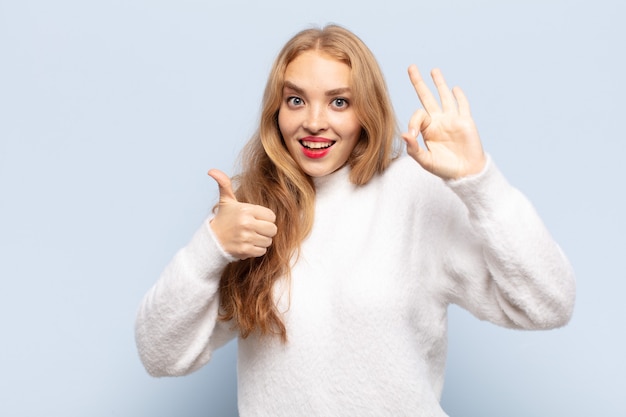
[135,25,575,416]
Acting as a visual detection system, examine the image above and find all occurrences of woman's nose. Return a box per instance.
[302,105,328,133]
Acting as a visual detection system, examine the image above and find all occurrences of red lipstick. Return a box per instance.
[299,137,334,159]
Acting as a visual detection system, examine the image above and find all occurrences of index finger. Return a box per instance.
[408,64,440,113]
[249,204,277,224]
[250,205,277,238]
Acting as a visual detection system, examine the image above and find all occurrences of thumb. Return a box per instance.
[208,169,238,202]
[402,128,421,158]
[402,127,428,163]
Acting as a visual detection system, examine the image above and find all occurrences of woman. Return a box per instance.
[135,25,575,416]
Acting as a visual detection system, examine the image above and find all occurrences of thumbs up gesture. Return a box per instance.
[207,169,278,260]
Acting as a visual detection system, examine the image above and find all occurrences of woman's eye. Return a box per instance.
[287,97,303,106]
[333,98,348,108]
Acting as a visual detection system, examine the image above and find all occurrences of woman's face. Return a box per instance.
[278,50,362,178]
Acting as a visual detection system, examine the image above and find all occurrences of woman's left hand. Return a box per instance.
[402,65,486,180]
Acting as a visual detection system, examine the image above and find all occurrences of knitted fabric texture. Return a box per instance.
[135,156,575,417]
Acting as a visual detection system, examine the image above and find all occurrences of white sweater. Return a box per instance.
[135,156,575,416]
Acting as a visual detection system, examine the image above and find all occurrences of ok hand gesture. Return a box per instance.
[402,65,486,180]
[207,169,277,260]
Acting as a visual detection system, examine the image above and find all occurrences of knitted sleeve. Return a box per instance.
[134,219,237,377]
[441,157,576,329]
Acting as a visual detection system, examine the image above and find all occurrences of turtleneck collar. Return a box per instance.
[311,163,353,195]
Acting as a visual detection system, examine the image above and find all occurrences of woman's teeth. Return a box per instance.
[301,140,334,149]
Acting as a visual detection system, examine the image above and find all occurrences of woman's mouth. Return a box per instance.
[299,138,335,159]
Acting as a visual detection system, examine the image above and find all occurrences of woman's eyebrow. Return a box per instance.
[283,81,304,95]
[325,87,351,97]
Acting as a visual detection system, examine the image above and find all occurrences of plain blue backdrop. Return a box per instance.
[1,0,624,415]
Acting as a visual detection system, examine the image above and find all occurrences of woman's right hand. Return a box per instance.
[207,169,277,260]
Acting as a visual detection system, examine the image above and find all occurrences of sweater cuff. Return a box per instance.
[178,218,237,282]
[203,217,238,264]
[445,154,513,218]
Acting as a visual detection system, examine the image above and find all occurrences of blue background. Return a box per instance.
[1,0,624,415]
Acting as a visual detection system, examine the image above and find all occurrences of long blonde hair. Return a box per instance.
[219,24,401,341]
